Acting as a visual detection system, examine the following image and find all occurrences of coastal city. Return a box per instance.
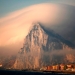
[40,64,75,71]
[0,63,75,72]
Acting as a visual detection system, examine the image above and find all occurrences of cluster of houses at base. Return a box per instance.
[40,64,75,71]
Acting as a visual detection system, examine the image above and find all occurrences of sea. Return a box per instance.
[0,70,75,75]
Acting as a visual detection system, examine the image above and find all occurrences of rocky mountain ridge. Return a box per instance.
[12,23,75,69]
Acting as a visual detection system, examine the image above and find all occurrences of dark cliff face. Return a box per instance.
[23,23,74,52]
[13,23,75,69]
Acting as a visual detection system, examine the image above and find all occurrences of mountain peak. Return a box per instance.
[29,22,43,32]
[32,23,41,30]
[13,23,75,69]
[25,23,46,47]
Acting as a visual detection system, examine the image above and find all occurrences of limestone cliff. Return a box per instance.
[13,23,75,69]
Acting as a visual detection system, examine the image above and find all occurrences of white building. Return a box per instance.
[0,64,2,67]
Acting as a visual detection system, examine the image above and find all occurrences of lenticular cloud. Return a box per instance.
[0,3,69,46]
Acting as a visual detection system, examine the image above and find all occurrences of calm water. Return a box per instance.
[0,70,74,75]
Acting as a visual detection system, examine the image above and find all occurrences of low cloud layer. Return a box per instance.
[0,3,73,45]
[0,3,75,56]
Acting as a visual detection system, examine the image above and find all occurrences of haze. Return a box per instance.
[0,1,75,56]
